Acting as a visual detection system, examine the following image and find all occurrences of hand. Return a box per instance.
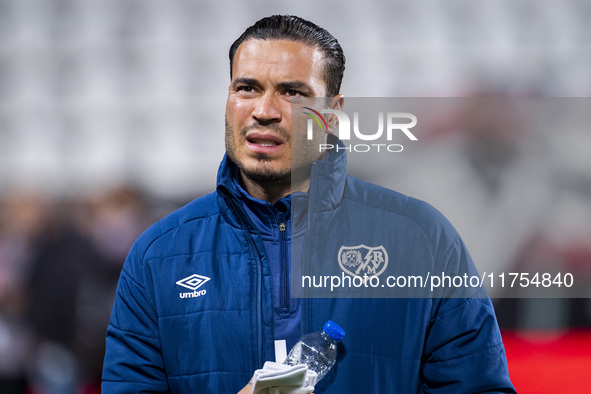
[237,378,253,394]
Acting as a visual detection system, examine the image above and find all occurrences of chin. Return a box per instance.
[244,169,291,184]
[235,158,285,182]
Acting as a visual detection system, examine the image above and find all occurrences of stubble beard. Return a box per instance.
[225,119,293,185]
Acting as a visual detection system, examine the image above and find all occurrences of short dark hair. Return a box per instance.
[229,15,345,97]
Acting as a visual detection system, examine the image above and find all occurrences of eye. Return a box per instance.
[236,85,255,93]
[284,89,309,103]
[286,89,303,97]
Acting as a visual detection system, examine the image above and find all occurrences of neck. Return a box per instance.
[239,172,310,204]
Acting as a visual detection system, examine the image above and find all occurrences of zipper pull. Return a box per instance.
[278,211,287,232]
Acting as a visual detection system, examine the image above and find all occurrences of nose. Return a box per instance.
[252,93,282,125]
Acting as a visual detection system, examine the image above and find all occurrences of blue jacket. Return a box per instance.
[102,141,515,393]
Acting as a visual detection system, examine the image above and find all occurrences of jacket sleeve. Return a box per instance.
[421,297,516,393]
[102,243,169,393]
[421,238,516,393]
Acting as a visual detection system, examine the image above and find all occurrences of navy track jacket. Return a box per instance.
[102,139,516,393]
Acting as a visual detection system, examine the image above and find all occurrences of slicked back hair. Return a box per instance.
[229,15,346,97]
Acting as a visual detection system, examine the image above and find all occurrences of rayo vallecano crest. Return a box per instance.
[338,244,388,277]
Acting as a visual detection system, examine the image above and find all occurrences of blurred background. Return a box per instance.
[0,0,589,392]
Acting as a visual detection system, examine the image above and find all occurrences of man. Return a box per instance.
[102,15,515,393]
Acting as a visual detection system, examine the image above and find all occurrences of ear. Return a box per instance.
[325,95,344,134]
[329,94,344,110]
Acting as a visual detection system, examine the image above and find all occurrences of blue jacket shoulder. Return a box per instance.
[343,175,461,246]
[123,192,221,272]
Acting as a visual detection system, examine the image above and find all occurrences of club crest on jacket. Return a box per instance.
[338,245,388,278]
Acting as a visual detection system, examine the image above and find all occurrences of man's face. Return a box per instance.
[225,39,329,187]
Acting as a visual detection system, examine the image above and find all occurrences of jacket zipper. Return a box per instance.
[277,211,289,314]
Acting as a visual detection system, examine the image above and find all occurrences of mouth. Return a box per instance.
[248,138,279,147]
[244,131,285,153]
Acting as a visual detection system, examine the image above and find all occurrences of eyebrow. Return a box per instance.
[277,81,316,96]
[231,77,259,89]
[231,78,317,96]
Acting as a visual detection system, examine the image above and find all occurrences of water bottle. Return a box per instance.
[283,320,346,382]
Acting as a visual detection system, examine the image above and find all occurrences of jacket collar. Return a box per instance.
[306,133,347,213]
[216,134,347,225]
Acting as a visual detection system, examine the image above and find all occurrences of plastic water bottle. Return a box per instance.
[283,320,346,382]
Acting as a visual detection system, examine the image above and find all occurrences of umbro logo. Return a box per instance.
[176,274,210,299]
[176,274,210,290]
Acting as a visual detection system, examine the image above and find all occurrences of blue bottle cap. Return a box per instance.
[323,320,346,342]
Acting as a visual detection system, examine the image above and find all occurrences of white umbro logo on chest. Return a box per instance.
[176,274,210,299]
